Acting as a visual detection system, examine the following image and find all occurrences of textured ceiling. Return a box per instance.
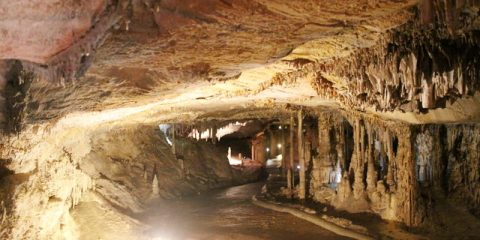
[1,0,479,128]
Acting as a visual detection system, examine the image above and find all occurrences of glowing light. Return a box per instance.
[159,124,173,146]
[278,126,282,129]
[266,147,270,152]
[297,165,301,169]
[153,235,175,240]
[189,121,248,140]
[277,143,282,149]
[335,160,342,183]
[228,157,242,165]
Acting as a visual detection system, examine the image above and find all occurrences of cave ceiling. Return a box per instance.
[0,0,479,128]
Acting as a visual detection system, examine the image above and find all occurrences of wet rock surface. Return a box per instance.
[140,182,349,240]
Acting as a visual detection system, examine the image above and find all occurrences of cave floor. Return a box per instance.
[140,182,350,240]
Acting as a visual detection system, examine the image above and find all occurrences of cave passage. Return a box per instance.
[143,110,480,240]
[2,1,480,240]
[139,182,348,240]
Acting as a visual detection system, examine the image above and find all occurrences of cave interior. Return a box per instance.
[0,0,480,239]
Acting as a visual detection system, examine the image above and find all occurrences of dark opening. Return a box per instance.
[392,136,399,157]
[438,125,449,193]
[343,120,354,172]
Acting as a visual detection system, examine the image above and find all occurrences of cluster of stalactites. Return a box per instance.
[189,126,218,142]
[159,122,220,143]
[419,0,480,32]
[318,22,479,113]
[310,1,480,113]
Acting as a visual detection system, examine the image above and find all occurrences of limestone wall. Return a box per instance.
[0,123,258,240]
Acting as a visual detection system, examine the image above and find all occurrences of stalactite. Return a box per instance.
[143,167,148,183]
[151,174,159,198]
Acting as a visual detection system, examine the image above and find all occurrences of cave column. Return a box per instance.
[172,124,176,156]
[212,125,217,144]
[281,124,286,177]
[298,109,306,199]
[385,131,396,188]
[352,118,366,199]
[336,122,345,180]
[317,116,332,185]
[366,124,377,192]
[287,113,294,190]
[397,129,418,226]
[251,140,255,162]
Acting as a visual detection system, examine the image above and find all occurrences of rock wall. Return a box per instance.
[415,124,480,217]
[0,122,259,239]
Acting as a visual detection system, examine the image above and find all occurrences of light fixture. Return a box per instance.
[277,143,282,149]
[266,147,270,152]
[278,126,282,130]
